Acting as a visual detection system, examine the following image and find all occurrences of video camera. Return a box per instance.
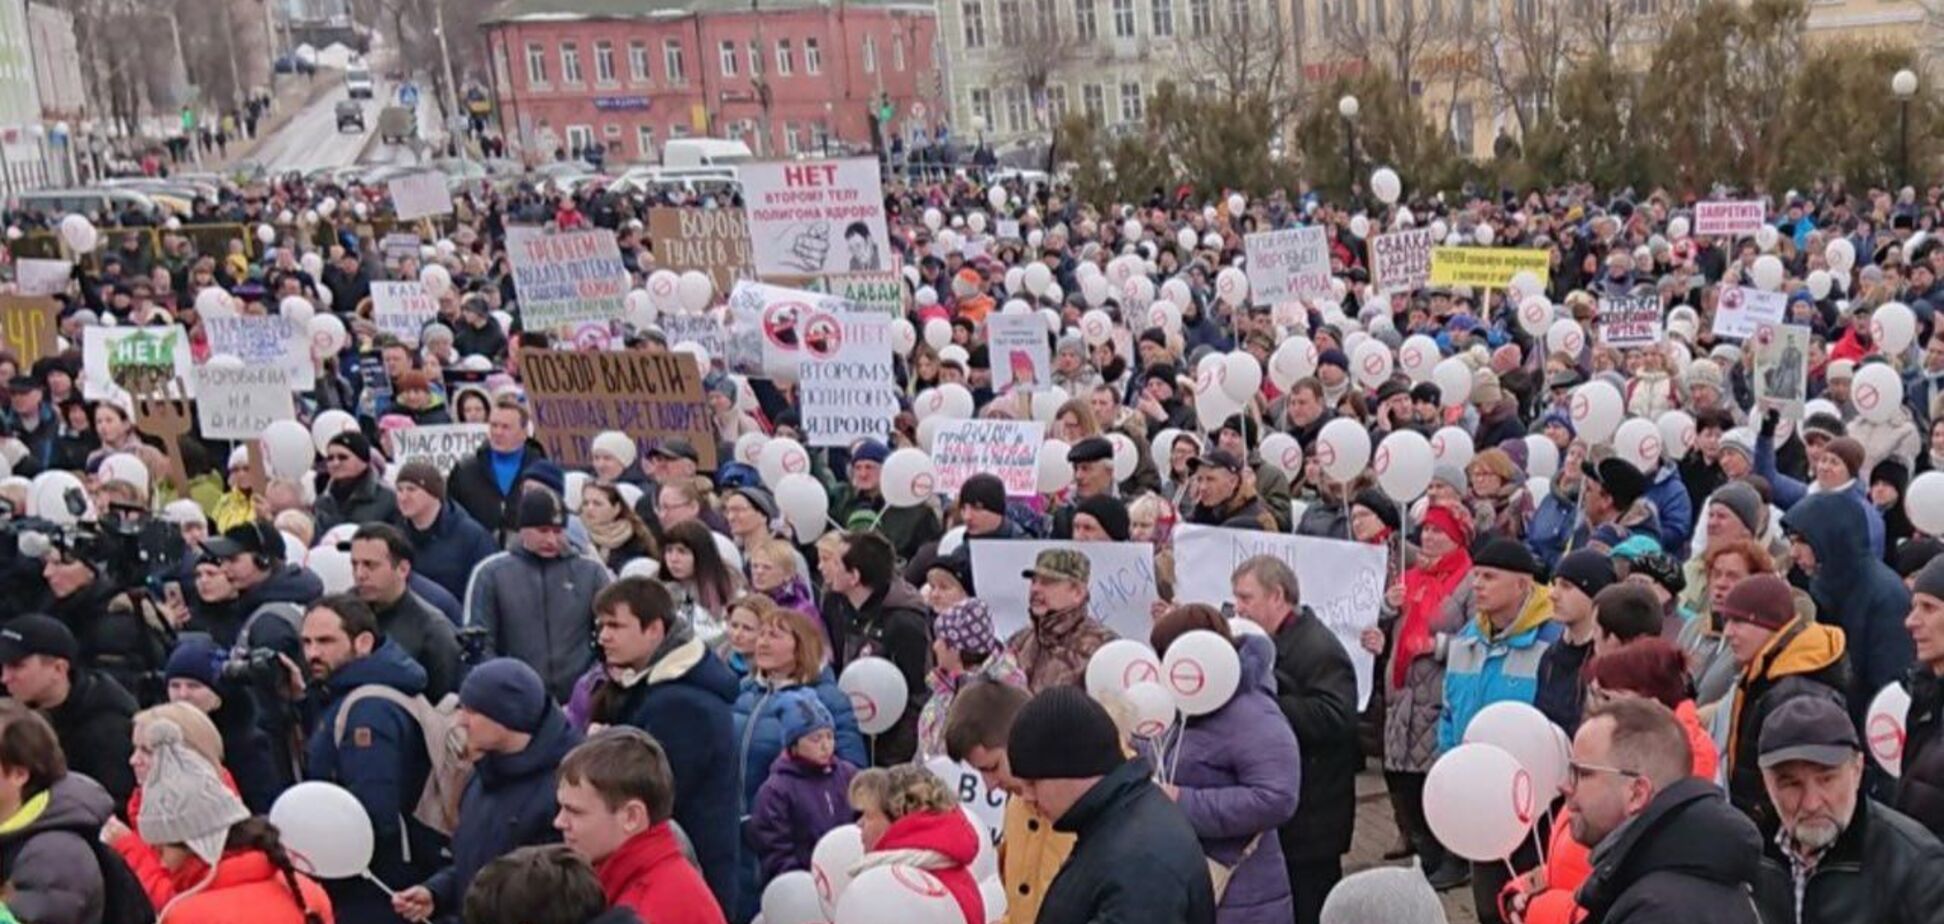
[1,488,164,593]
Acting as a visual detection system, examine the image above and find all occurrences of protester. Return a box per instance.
[942,680,1071,924]
[820,531,930,763]
[846,765,983,924]
[350,524,463,702]
[917,597,1026,760]
[467,488,613,701]
[1007,549,1115,693]
[553,730,726,924]
[395,462,500,604]
[0,613,138,810]
[1900,557,1944,836]
[0,699,118,924]
[460,845,640,924]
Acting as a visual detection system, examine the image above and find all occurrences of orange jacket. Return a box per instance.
[156,849,334,924]
[112,769,244,912]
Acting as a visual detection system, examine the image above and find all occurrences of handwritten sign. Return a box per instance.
[0,296,58,367]
[381,232,423,264]
[987,312,1050,393]
[725,280,860,377]
[371,281,440,346]
[15,259,71,297]
[194,364,293,439]
[388,171,454,221]
[1694,200,1764,238]
[647,207,754,295]
[932,419,1045,496]
[83,326,197,400]
[391,423,490,474]
[1598,294,1663,348]
[1428,247,1551,289]
[1173,525,1386,708]
[968,539,1158,642]
[659,314,730,368]
[827,272,905,316]
[1244,226,1330,304]
[800,310,897,447]
[1369,228,1434,292]
[1712,286,1787,339]
[738,158,892,276]
[508,229,630,330]
[522,349,717,469]
[203,315,314,389]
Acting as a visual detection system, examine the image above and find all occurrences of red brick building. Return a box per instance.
[481,0,940,165]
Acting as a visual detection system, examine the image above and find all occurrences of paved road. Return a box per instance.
[251,78,379,171]
[1347,768,1482,923]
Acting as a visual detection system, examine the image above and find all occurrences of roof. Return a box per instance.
[481,0,928,23]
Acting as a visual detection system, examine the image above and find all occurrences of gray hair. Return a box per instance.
[1321,867,1447,924]
[1233,555,1300,607]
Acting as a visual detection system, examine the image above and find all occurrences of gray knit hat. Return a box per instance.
[1320,867,1448,924]
[1709,481,1765,536]
[137,718,249,868]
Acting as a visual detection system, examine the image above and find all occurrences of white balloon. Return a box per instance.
[1613,417,1664,472]
[308,314,348,358]
[1546,318,1586,356]
[1215,267,1249,307]
[270,782,375,879]
[1908,472,1944,535]
[1868,682,1911,777]
[1106,432,1138,483]
[923,317,953,351]
[915,285,939,307]
[1085,639,1164,698]
[1081,274,1109,308]
[59,214,98,253]
[1221,352,1262,402]
[923,207,944,231]
[1509,271,1544,300]
[1030,386,1070,423]
[1268,337,1318,391]
[1807,270,1833,301]
[420,263,452,299]
[1258,432,1304,480]
[1124,681,1178,739]
[1656,410,1696,462]
[1349,215,1370,240]
[1518,295,1553,337]
[1148,299,1183,333]
[1371,167,1402,205]
[1398,335,1440,382]
[734,432,770,467]
[262,420,316,478]
[832,866,962,924]
[1872,302,1918,356]
[308,542,354,593]
[882,449,937,508]
[625,289,659,330]
[1570,381,1625,445]
[1160,630,1242,716]
[1463,701,1569,814]
[677,270,715,312]
[891,318,917,355]
[1036,439,1074,494]
[1120,275,1155,312]
[1431,426,1474,470]
[1351,339,1394,389]
[281,295,315,328]
[646,270,682,311]
[1755,224,1779,253]
[988,186,1009,211]
[1081,309,1113,345]
[1853,363,1906,423]
[256,223,277,246]
[1524,434,1559,479]
[838,656,909,736]
[1827,238,1857,273]
[763,870,826,924]
[811,825,865,917]
[1226,193,1246,216]
[757,437,812,487]
[1022,262,1054,296]
[1432,358,1472,408]
[1668,216,1690,240]
[310,409,359,454]
[1426,743,1540,862]
[1374,430,1434,502]
[1474,224,1496,246]
[1751,254,1785,292]
[1316,418,1373,483]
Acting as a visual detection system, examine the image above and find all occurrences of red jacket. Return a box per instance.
[157,849,334,924]
[113,769,244,911]
[596,823,727,924]
[869,809,984,924]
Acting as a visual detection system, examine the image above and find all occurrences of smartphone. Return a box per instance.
[163,581,184,610]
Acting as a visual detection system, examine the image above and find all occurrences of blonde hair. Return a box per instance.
[848,765,957,820]
[135,702,224,768]
[747,539,801,580]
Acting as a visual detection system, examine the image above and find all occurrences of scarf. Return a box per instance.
[586,515,636,552]
[1393,506,1473,690]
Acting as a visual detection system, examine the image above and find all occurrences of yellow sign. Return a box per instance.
[1428,247,1551,289]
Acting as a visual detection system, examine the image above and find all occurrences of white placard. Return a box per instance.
[1369,228,1434,292]
[1694,200,1765,238]
[15,259,71,297]
[371,281,439,346]
[987,311,1050,392]
[932,419,1045,496]
[82,325,197,400]
[922,756,1006,848]
[203,315,315,389]
[507,229,629,330]
[1598,294,1663,348]
[1172,524,1386,708]
[1711,286,1787,339]
[725,280,862,377]
[799,310,896,447]
[738,158,893,276]
[388,170,455,221]
[968,539,1159,643]
[1245,226,1331,305]
[194,364,293,439]
[391,423,490,474]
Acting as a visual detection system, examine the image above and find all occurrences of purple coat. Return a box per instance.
[747,751,860,881]
[1163,634,1302,924]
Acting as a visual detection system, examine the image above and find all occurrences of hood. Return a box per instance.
[639,636,739,702]
[873,807,981,867]
[0,774,114,844]
[477,706,581,788]
[1750,618,1847,682]
[1473,583,1555,643]
[325,637,429,698]
[1781,493,1871,585]
[1235,633,1276,697]
[878,580,929,618]
[247,565,325,609]
[769,749,845,781]
[1580,777,1760,914]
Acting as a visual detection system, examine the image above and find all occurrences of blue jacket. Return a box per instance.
[405,503,500,605]
[1642,462,1694,556]
[1525,487,1583,573]
[1757,432,1885,559]
[1782,493,1915,717]
[305,639,443,924]
[1438,589,1563,752]
[732,668,869,811]
[409,573,463,626]
[421,705,582,918]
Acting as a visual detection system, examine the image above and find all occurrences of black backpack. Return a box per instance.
[1,823,157,924]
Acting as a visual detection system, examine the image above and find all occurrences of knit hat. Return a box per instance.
[1684,361,1724,390]
[927,549,976,597]
[1432,464,1468,495]
[1320,867,1447,924]
[136,719,249,869]
[1471,368,1504,406]
[1915,557,1944,601]
[959,473,1008,516]
[514,487,569,530]
[1554,550,1617,599]
[1352,489,1400,532]
[1317,348,1350,373]
[395,460,447,502]
[1473,537,1540,577]
[164,638,225,692]
[1617,547,1686,595]
[459,658,552,735]
[1873,458,1912,496]
[1826,359,1856,382]
[1419,504,1473,549]
[779,691,835,750]
[328,428,372,462]
[934,599,1000,657]
[1539,410,1577,439]
[591,431,637,468]
[1801,413,1847,444]
[850,439,891,466]
[1896,537,1944,579]
[1719,428,1756,465]
[1007,686,1126,781]
[1409,382,1442,406]
[1709,482,1764,536]
[1716,574,1797,631]
[162,499,207,528]
[1823,437,1865,478]
[1075,494,1131,541]
[726,485,778,520]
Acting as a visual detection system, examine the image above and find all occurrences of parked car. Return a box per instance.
[378,106,415,145]
[335,100,366,133]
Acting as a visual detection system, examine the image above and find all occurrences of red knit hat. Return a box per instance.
[1716,574,1796,631]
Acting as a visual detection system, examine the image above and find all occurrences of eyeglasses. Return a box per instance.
[1567,760,1643,784]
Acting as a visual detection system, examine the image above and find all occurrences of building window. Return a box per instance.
[1046,85,1068,122]
[628,41,649,82]
[719,40,738,76]
[999,0,1022,42]
[664,40,686,83]
[524,42,547,85]
[637,125,657,161]
[784,122,801,155]
[1075,0,1097,40]
[1118,81,1142,123]
[893,36,906,71]
[963,0,987,48]
[970,87,993,128]
[595,41,615,83]
[1189,0,1211,35]
[1035,0,1060,38]
[748,40,761,76]
[1112,0,1135,36]
[1227,0,1248,30]
[1082,83,1104,123]
[567,124,595,155]
[863,36,877,73]
[1005,86,1027,132]
[1152,0,1173,36]
[560,42,583,84]
[806,38,823,74]
[777,39,794,75]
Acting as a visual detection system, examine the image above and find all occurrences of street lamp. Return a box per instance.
[1338,94,1360,201]
[824,101,835,156]
[1894,68,1918,189]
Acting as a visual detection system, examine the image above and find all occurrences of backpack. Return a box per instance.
[1,823,157,924]
[331,685,474,837]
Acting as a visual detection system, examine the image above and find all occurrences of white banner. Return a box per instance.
[922,757,1006,848]
[371,281,439,346]
[799,310,897,447]
[388,171,455,221]
[391,423,490,474]
[507,229,629,330]
[932,419,1044,496]
[987,312,1050,393]
[725,280,863,377]
[1369,228,1434,292]
[1172,524,1386,708]
[82,325,197,400]
[15,259,71,297]
[1711,286,1787,339]
[1694,200,1764,238]
[203,315,314,389]
[739,158,893,276]
[1245,226,1331,305]
[968,538,1159,643]
[194,364,293,439]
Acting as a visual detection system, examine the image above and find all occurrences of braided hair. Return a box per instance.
[226,817,325,924]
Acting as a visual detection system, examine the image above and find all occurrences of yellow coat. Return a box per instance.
[998,795,1074,924]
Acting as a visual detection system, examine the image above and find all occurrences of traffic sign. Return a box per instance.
[400,83,420,107]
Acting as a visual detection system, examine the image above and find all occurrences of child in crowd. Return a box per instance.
[747,691,861,881]
[918,597,1027,760]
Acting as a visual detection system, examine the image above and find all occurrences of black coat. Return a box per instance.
[1895,667,1944,839]
[1576,777,1762,924]
[823,580,931,765]
[48,668,137,811]
[447,440,548,538]
[1754,798,1944,924]
[1267,606,1361,861]
[1036,758,1216,924]
[373,590,464,703]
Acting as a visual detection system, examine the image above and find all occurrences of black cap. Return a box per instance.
[1007,686,1127,781]
[514,487,569,530]
[1075,494,1131,541]
[7,375,41,393]
[1191,448,1246,475]
[648,439,700,463]
[1410,382,1442,405]
[1473,536,1541,577]
[1553,549,1618,598]
[1582,457,1648,510]
[1067,437,1113,465]
[0,615,78,664]
[1758,694,1861,768]
[202,519,283,563]
[958,473,1008,516]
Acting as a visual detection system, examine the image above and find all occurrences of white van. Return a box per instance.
[662,138,753,169]
[346,66,374,100]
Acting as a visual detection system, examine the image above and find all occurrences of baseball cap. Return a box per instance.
[1021,548,1091,584]
[201,519,283,563]
[0,615,78,664]
[648,439,699,463]
[1190,448,1246,475]
[1758,694,1861,769]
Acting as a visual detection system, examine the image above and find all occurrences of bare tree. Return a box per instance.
[1174,0,1302,128]
[988,0,1090,137]
[1470,0,1574,138]
[1318,0,1441,95]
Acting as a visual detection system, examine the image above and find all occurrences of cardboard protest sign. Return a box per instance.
[932,419,1045,496]
[738,159,892,276]
[1244,227,1330,304]
[194,364,293,439]
[647,207,755,294]
[1173,525,1387,708]
[83,326,196,401]
[1711,286,1787,339]
[799,310,897,448]
[133,380,194,491]
[507,229,629,330]
[203,315,314,389]
[0,296,58,367]
[987,312,1050,393]
[1752,323,1810,419]
[391,423,490,474]
[1369,228,1434,292]
[381,232,423,264]
[1598,294,1663,348]
[522,349,717,469]
[388,171,454,221]
[1694,201,1764,238]
[826,272,905,316]
[1428,247,1551,289]
[15,259,71,297]
[371,281,440,346]
[725,280,863,377]
[968,539,1159,642]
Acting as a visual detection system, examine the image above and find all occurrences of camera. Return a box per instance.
[220,647,286,686]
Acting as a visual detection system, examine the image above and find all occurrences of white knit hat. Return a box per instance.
[136,719,248,869]
[591,430,637,468]
[1320,868,1447,924]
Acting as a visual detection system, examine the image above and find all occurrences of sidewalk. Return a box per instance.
[1347,768,1481,923]
[209,68,344,170]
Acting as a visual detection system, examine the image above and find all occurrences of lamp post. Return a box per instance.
[1894,68,1918,190]
[824,100,835,156]
[1338,94,1360,201]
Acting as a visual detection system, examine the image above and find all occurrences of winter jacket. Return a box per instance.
[447,440,548,538]
[312,470,401,535]
[1852,410,1923,477]
[732,669,868,810]
[1754,798,1944,924]
[918,650,1028,762]
[1264,606,1360,861]
[1534,636,1595,735]
[1035,758,1216,924]
[464,544,613,702]
[1386,572,1471,774]
[829,487,944,562]
[156,849,335,924]
[997,795,1074,924]
[824,580,932,764]
[856,809,984,924]
[1782,492,1912,715]
[1895,666,1944,839]
[1476,398,1524,448]
[1758,432,1886,558]
[1573,777,1761,924]
[44,667,137,812]
[1679,608,1741,708]
[1439,586,1563,751]
[209,681,284,814]
[1187,488,1278,532]
[0,774,116,924]
[595,823,727,924]
[420,706,582,917]
[1526,485,1584,573]
[1642,461,1695,555]
[1006,603,1116,695]
[403,503,499,604]
[747,752,860,881]
[1725,616,1851,832]
[373,590,464,703]
[237,564,324,615]
[1160,636,1300,924]
[46,579,170,708]
[304,639,443,924]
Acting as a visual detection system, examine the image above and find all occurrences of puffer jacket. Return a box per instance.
[1525,483,1583,573]
[420,706,582,916]
[403,502,499,604]
[1006,603,1116,694]
[1385,568,1471,773]
[312,470,401,535]
[1851,409,1923,476]
[1783,492,1915,720]
[747,751,860,881]
[1438,585,1562,751]
[732,668,869,810]
[154,849,335,924]
[464,543,614,702]
[824,580,933,764]
[1573,777,1761,924]
[1894,666,1944,839]
[1724,616,1851,832]
[1642,461,1695,555]
[0,774,117,924]
[854,810,985,924]
[1754,798,1944,924]
[1158,635,1300,924]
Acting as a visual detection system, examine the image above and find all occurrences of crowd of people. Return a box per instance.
[0,162,1939,924]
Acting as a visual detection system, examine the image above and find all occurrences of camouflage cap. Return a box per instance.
[1021,548,1091,584]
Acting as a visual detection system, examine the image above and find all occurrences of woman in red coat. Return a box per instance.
[848,765,984,924]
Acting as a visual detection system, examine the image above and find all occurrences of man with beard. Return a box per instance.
[1005,550,1115,693]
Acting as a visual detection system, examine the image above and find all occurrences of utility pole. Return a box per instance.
[751,0,773,157]
[433,0,469,162]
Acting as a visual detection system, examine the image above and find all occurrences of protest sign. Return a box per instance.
[391,423,490,474]
[388,171,454,221]
[725,280,865,377]
[1244,227,1330,304]
[660,314,730,369]
[968,539,1159,642]
[83,326,196,400]
[922,757,1006,848]
[1173,525,1386,708]
[987,312,1051,392]
[827,272,905,316]
[1694,200,1764,238]
[1598,294,1663,347]
[15,259,71,297]
[996,219,1021,241]
[1428,247,1551,289]
[1369,228,1434,292]
[507,229,629,329]
[0,296,58,366]
[1752,323,1810,418]
[522,349,717,469]
[370,281,439,346]
[738,158,892,276]
[203,315,314,389]
[193,364,293,439]
[931,419,1045,496]
[799,310,897,447]
[381,232,422,264]
[1711,286,1787,339]
[647,207,755,294]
